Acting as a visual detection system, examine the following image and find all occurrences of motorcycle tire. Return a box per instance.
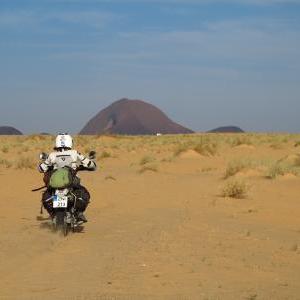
[55,211,68,236]
[63,221,69,237]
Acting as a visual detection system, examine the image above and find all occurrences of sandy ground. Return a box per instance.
[1,137,300,300]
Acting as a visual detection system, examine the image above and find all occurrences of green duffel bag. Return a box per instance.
[49,168,74,189]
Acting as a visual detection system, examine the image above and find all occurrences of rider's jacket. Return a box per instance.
[38,149,96,173]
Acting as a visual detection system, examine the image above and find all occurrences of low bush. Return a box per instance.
[221,180,248,199]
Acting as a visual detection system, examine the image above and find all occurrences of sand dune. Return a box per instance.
[1,134,300,299]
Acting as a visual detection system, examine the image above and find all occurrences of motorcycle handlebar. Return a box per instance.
[76,165,95,172]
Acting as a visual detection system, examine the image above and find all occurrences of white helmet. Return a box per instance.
[55,133,73,149]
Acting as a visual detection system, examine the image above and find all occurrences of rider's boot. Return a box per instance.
[77,212,88,223]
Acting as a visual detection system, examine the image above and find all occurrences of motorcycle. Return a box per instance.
[34,151,96,236]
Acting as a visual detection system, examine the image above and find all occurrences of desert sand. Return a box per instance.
[1,134,300,300]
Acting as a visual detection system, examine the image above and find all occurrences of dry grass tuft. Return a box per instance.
[161,157,174,163]
[230,136,253,147]
[140,155,155,165]
[1,145,9,153]
[224,160,254,179]
[265,161,299,179]
[221,180,249,199]
[138,164,158,174]
[266,164,284,179]
[201,166,216,173]
[105,175,116,181]
[270,143,284,150]
[100,151,111,159]
[292,156,300,167]
[173,144,189,157]
[174,140,218,157]
[15,156,36,170]
[193,141,218,156]
[0,158,12,168]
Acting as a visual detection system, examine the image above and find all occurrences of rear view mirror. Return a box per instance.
[89,151,96,159]
[39,152,48,161]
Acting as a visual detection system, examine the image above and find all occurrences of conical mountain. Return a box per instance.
[0,126,23,135]
[208,126,244,133]
[80,98,193,135]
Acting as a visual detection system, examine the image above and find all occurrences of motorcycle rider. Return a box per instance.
[38,133,96,223]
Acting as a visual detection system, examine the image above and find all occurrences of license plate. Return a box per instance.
[53,195,68,208]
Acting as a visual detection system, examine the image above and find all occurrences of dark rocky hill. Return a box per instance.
[0,126,23,135]
[80,98,193,135]
[208,126,244,133]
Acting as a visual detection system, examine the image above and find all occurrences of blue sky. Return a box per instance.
[0,0,299,133]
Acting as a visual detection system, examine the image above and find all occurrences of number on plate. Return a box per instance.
[53,195,68,208]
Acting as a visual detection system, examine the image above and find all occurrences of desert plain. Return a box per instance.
[1,133,300,300]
